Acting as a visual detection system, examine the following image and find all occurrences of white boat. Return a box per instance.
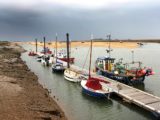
[41,55,50,66]
[63,33,79,82]
[64,69,81,82]
[48,55,54,64]
[36,55,43,62]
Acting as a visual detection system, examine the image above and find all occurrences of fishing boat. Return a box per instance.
[40,37,52,54]
[41,47,52,54]
[95,35,154,85]
[64,33,81,82]
[57,50,75,63]
[52,33,65,73]
[56,39,75,63]
[81,36,113,98]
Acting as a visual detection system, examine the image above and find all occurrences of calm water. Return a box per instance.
[21,43,160,120]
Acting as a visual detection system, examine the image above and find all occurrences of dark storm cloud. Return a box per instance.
[0,3,160,41]
[41,5,160,40]
[0,7,43,41]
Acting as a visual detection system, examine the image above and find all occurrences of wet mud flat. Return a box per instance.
[0,41,67,120]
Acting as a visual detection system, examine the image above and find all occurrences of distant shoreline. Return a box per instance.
[25,41,139,49]
[69,39,160,43]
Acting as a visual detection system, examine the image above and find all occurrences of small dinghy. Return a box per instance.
[52,62,65,73]
[63,33,81,82]
[52,34,65,73]
[64,69,81,82]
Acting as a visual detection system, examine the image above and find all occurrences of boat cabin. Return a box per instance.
[96,57,115,71]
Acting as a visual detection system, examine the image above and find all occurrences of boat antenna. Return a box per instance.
[131,50,134,63]
[66,33,70,68]
[106,34,112,57]
[89,34,93,79]
[55,33,58,63]
[35,38,37,53]
[43,37,46,55]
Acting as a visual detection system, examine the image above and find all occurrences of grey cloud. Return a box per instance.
[0,3,160,41]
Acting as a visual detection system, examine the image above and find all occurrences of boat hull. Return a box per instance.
[52,68,64,73]
[59,58,75,63]
[37,59,41,62]
[28,53,37,56]
[64,69,81,82]
[96,67,145,85]
[81,80,109,98]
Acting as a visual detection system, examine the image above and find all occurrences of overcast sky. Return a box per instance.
[0,0,160,41]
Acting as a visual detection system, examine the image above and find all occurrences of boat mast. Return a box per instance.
[43,37,46,55]
[66,33,70,68]
[106,34,112,71]
[56,33,58,63]
[131,50,134,63]
[89,34,93,79]
[107,34,111,58]
[35,38,37,53]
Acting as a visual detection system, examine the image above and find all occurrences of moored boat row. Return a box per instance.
[28,33,154,99]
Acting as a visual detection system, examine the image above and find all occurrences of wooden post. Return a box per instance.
[66,33,70,68]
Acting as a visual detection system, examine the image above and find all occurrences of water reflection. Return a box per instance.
[134,83,145,91]
[112,95,155,120]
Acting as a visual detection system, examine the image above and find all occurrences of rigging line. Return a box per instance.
[82,46,90,72]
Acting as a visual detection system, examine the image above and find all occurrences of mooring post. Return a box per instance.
[66,33,70,68]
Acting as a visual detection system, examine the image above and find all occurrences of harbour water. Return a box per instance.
[21,43,160,120]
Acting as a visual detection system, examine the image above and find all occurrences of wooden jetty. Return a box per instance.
[48,56,160,117]
[57,59,160,117]
[101,76,160,116]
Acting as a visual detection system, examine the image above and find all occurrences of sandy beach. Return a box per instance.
[26,41,139,49]
[0,41,67,120]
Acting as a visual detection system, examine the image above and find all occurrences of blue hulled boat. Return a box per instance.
[81,77,112,98]
[95,34,154,85]
[95,56,154,85]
